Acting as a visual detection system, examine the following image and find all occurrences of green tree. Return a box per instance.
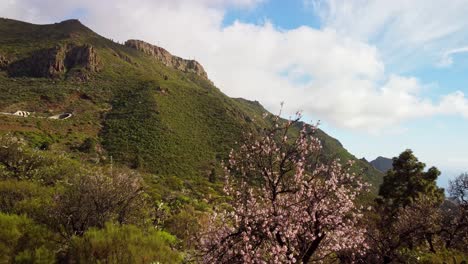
[378,149,444,211]
[365,150,446,262]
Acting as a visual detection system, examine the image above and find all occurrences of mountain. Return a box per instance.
[0,18,383,191]
[370,156,393,173]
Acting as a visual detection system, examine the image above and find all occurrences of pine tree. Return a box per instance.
[378,149,444,211]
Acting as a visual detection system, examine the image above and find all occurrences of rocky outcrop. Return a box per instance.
[66,45,100,72]
[125,39,209,80]
[7,44,100,79]
[7,46,66,78]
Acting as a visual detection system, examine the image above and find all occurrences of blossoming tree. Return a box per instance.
[200,112,368,263]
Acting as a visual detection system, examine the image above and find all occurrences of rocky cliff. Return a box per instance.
[66,45,100,72]
[125,39,209,80]
[6,44,100,80]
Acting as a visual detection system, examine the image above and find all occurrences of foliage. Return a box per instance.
[0,135,182,262]
[407,249,468,264]
[200,113,368,263]
[0,135,81,184]
[69,222,182,264]
[164,205,208,249]
[0,213,57,264]
[365,197,443,262]
[362,150,467,263]
[78,137,98,153]
[440,173,468,251]
[0,179,53,216]
[50,169,150,238]
[378,149,444,211]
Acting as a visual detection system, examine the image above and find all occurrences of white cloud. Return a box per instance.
[3,0,468,132]
[438,46,468,67]
[438,91,468,117]
[311,0,468,70]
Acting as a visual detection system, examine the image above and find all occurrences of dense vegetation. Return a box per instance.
[0,18,466,263]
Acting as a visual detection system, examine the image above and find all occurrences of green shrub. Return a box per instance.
[0,213,57,264]
[0,179,53,216]
[402,248,468,264]
[70,222,182,264]
[0,136,81,184]
[164,205,205,249]
[78,137,98,153]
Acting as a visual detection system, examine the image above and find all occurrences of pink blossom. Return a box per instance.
[200,112,368,263]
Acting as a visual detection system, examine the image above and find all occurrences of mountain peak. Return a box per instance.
[370,156,393,172]
[54,18,95,36]
[58,19,83,25]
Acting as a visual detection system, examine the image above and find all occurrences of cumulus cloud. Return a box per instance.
[2,0,468,132]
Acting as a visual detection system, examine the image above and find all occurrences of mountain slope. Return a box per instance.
[370,156,393,173]
[0,18,383,190]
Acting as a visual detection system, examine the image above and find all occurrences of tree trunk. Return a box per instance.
[301,235,325,264]
[426,234,436,253]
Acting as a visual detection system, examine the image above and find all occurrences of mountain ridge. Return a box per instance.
[0,18,383,191]
[125,39,209,80]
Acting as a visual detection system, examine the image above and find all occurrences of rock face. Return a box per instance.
[8,46,67,78]
[7,44,100,79]
[370,156,393,173]
[125,39,209,80]
[66,45,100,72]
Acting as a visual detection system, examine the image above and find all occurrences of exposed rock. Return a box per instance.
[7,46,66,78]
[125,39,209,80]
[66,45,100,72]
[112,50,137,65]
[7,44,100,79]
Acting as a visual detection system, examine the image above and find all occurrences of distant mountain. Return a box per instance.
[370,156,393,173]
[0,18,383,191]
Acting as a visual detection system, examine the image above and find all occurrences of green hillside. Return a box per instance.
[0,18,382,190]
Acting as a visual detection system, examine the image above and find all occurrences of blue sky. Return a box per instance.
[2,0,468,187]
[220,0,468,187]
[222,1,321,29]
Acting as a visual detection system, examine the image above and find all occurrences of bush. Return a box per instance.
[0,135,81,184]
[164,205,205,249]
[78,137,98,153]
[0,213,57,263]
[51,169,150,237]
[0,180,53,217]
[69,222,182,263]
